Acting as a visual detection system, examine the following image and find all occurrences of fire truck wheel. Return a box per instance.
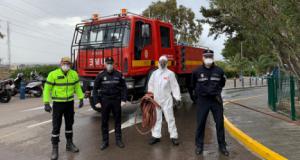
[89,96,102,112]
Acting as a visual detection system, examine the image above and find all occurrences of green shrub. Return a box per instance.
[10,65,59,80]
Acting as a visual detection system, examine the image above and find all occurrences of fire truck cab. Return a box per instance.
[71,9,206,112]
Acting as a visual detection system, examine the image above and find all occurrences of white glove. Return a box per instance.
[121,101,126,107]
[95,103,102,108]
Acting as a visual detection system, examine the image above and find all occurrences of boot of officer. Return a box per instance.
[93,57,127,151]
[43,57,84,160]
[192,50,229,156]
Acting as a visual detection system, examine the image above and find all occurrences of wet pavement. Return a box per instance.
[0,94,259,160]
[224,87,300,160]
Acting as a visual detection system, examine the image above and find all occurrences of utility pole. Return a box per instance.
[240,41,244,87]
[7,21,11,67]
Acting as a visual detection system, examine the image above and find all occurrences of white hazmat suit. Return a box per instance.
[147,56,181,139]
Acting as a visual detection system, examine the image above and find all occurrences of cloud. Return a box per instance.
[38,16,83,27]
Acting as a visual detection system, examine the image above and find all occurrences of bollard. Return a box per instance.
[234,78,236,88]
[20,81,26,100]
[249,77,252,87]
[242,78,244,88]
[255,77,258,86]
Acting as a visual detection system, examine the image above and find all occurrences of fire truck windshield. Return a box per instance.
[80,20,130,48]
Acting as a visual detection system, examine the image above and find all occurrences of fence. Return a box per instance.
[224,77,267,89]
[268,74,300,120]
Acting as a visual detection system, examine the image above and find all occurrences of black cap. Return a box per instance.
[203,50,214,57]
[105,57,114,64]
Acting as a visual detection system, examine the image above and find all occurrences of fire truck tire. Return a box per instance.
[144,68,157,93]
[89,96,102,112]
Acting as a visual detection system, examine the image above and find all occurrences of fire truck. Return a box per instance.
[71,9,208,112]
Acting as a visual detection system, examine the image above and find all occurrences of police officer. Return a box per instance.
[93,57,127,150]
[191,50,229,156]
[43,57,84,160]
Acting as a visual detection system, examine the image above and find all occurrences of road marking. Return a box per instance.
[20,99,89,113]
[21,106,44,112]
[109,115,142,134]
[224,116,288,160]
[27,120,52,129]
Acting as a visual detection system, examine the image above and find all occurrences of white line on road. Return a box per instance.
[27,120,52,129]
[20,99,89,113]
[21,106,44,112]
[109,115,142,134]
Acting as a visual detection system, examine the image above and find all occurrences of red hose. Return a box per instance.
[135,92,160,135]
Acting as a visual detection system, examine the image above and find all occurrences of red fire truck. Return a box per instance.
[71,9,208,112]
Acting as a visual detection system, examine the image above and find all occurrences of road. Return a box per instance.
[0,93,259,160]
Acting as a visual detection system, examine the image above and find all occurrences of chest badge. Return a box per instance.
[201,73,204,78]
[163,76,169,80]
[103,76,107,81]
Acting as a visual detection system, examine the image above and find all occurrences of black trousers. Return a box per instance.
[195,96,226,148]
[101,98,122,143]
[51,101,74,144]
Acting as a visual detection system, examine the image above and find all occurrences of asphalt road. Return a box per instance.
[0,93,259,160]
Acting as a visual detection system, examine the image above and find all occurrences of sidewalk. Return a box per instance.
[223,87,300,160]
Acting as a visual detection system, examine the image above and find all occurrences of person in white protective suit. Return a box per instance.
[147,55,181,146]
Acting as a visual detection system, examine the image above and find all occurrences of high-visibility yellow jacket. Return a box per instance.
[43,68,84,104]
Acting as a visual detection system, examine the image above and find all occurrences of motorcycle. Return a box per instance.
[0,80,12,103]
[11,72,44,97]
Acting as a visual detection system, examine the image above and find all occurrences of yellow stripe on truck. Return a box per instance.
[132,60,202,67]
[132,60,151,67]
[185,60,202,66]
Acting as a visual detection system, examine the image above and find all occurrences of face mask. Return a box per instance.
[106,64,113,72]
[159,61,167,69]
[203,58,213,66]
[61,64,70,72]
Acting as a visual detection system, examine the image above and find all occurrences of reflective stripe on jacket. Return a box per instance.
[43,68,84,103]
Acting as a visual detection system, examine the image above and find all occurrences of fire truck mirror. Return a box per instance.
[141,24,150,38]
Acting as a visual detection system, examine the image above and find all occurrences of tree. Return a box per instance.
[142,0,202,44]
[200,0,300,78]
[251,55,276,75]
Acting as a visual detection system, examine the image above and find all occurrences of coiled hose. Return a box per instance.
[135,92,160,135]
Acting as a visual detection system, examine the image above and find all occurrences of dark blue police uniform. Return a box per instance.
[191,50,228,155]
[92,58,127,149]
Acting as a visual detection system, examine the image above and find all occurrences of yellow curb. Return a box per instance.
[224,116,288,160]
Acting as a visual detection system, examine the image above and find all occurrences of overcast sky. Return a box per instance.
[0,0,227,64]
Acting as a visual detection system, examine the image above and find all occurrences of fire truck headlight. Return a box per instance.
[126,81,134,89]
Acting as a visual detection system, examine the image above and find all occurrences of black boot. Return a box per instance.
[149,137,160,145]
[171,138,179,146]
[51,144,58,160]
[219,145,229,156]
[195,146,203,155]
[66,139,79,153]
[100,141,109,150]
[116,139,125,148]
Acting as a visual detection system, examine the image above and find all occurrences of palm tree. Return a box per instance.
[251,55,276,76]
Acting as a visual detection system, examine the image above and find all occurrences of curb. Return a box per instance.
[224,116,288,160]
